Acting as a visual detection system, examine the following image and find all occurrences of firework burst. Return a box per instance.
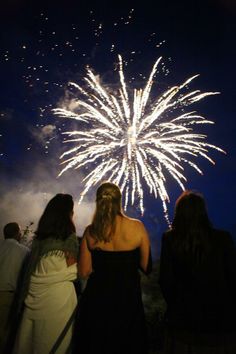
[53,55,224,222]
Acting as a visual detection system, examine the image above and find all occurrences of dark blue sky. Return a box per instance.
[0,0,235,255]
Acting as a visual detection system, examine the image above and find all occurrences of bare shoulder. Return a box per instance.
[121,215,147,235]
[122,215,143,226]
[83,224,98,249]
[82,225,91,243]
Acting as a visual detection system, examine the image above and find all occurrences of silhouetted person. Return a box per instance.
[13,194,79,354]
[73,182,152,354]
[0,222,29,352]
[159,190,236,354]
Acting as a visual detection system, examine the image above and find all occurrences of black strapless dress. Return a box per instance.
[73,248,149,354]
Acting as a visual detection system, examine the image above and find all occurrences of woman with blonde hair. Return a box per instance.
[73,182,152,354]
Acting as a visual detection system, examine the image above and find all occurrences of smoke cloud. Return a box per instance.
[0,160,95,240]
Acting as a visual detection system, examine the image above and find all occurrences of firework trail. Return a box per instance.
[53,55,224,222]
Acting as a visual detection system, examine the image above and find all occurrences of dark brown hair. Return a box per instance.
[90,182,123,242]
[35,193,76,240]
[171,190,212,266]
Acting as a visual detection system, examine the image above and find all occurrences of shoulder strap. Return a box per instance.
[49,304,78,354]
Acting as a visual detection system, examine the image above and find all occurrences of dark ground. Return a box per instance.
[141,261,166,354]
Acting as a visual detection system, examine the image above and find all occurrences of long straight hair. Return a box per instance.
[90,182,123,242]
[171,190,212,266]
[35,193,76,240]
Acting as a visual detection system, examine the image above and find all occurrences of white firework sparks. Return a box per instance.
[53,55,224,222]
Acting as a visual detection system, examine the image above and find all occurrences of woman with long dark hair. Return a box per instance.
[73,182,152,354]
[14,194,79,354]
[159,190,236,354]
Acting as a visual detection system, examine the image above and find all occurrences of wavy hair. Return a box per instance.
[171,190,212,266]
[35,193,76,240]
[90,182,123,242]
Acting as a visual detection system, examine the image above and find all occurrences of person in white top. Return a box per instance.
[0,222,29,352]
[14,194,79,354]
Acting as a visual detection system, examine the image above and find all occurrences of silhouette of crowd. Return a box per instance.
[0,183,236,354]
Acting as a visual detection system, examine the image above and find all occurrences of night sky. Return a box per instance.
[0,0,235,257]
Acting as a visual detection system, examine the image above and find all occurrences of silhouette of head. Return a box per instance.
[36,193,76,240]
[172,190,211,232]
[3,222,21,241]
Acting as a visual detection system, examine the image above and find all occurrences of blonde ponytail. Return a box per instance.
[90,182,123,242]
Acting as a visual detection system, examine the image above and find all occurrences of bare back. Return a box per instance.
[79,215,151,277]
[86,215,144,251]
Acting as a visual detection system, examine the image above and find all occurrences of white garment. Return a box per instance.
[0,238,29,291]
[14,254,78,354]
